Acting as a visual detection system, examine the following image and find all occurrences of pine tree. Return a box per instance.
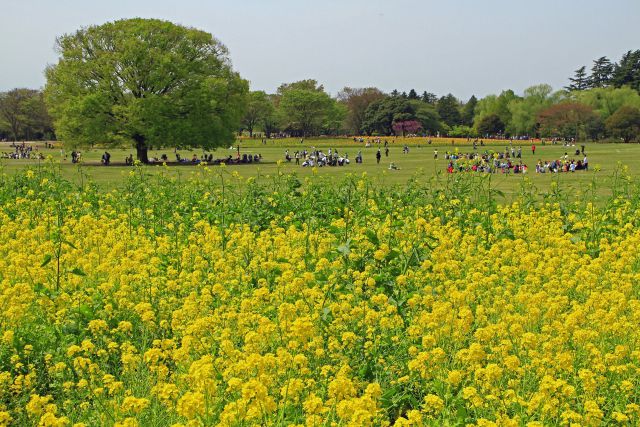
[436,94,462,127]
[565,66,590,91]
[421,91,437,104]
[408,89,418,100]
[590,56,614,88]
[612,50,640,92]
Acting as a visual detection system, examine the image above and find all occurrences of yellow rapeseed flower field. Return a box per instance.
[0,164,639,426]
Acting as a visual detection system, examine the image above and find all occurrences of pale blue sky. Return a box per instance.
[1,0,638,99]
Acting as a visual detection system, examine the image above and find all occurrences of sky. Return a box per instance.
[1,0,639,99]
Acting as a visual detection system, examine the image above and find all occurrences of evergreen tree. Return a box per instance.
[477,114,505,136]
[461,95,478,127]
[390,89,400,97]
[421,91,437,104]
[566,66,590,91]
[436,94,462,127]
[612,50,640,92]
[590,56,614,88]
[408,89,418,100]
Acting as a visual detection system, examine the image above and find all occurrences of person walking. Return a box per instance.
[531,144,536,155]
[376,148,381,164]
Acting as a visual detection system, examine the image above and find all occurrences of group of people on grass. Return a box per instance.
[444,151,529,174]
[1,142,44,160]
[443,147,588,174]
[535,155,588,173]
[287,148,351,167]
[120,152,263,166]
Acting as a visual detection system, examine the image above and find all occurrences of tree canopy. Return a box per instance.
[606,106,640,143]
[436,94,461,128]
[337,87,385,135]
[0,89,52,141]
[44,18,248,162]
[477,114,505,136]
[277,81,338,137]
[537,103,598,140]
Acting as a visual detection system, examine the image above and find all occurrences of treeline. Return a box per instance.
[241,50,640,142]
[241,81,640,142]
[0,89,53,141]
[3,50,640,142]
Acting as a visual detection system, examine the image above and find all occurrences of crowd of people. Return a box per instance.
[444,150,529,174]
[443,146,589,174]
[535,154,588,173]
[286,148,351,167]
[1,142,44,159]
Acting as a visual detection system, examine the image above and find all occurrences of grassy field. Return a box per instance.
[1,137,638,199]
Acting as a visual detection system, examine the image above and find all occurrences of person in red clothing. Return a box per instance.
[531,144,536,155]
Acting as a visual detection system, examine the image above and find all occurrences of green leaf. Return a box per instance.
[365,230,379,245]
[70,267,86,276]
[63,240,77,250]
[41,254,52,267]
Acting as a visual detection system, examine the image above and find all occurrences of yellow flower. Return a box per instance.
[176,392,205,420]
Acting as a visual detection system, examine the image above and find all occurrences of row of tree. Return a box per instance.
[6,81,636,144]
[239,81,640,142]
[236,50,640,141]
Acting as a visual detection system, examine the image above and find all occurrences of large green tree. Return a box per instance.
[45,18,248,163]
[361,97,414,135]
[277,81,336,137]
[411,101,441,135]
[606,106,640,142]
[436,94,462,127]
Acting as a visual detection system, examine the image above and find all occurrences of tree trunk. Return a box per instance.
[133,134,149,164]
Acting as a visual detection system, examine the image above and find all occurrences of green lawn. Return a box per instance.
[1,137,638,201]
